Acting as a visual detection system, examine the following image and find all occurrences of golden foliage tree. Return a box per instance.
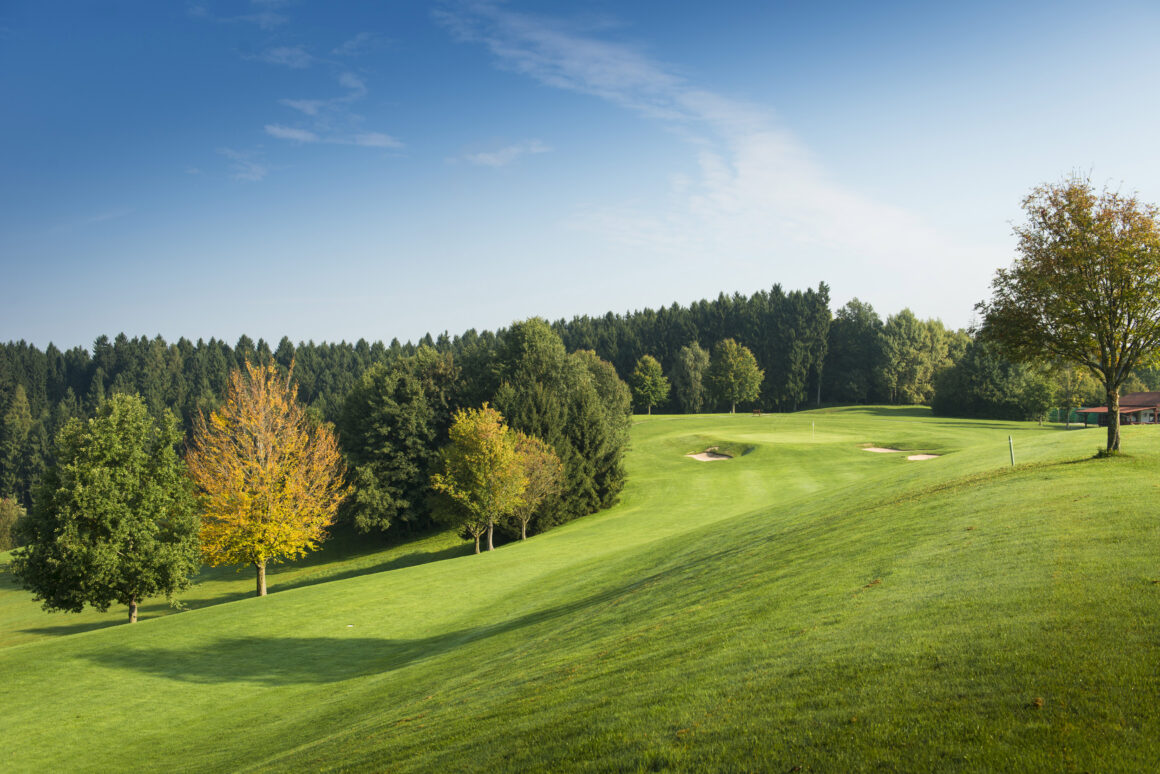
[510,432,563,541]
[431,404,526,553]
[186,362,348,596]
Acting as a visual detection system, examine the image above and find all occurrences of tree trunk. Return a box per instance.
[487,521,494,551]
[255,560,267,597]
[473,534,480,554]
[128,596,138,624]
[1107,385,1121,451]
[731,401,736,414]
[647,405,651,415]
[521,520,527,541]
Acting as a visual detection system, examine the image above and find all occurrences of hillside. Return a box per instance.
[2,408,1158,771]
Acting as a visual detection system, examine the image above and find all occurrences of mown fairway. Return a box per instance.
[2,407,1159,771]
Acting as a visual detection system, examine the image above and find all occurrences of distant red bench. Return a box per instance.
[752,409,763,417]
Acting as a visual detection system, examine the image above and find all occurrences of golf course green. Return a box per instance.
[2,407,1158,771]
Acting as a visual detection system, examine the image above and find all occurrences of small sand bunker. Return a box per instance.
[907,454,940,461]
[863,447,903,453]
[686,446,733,462]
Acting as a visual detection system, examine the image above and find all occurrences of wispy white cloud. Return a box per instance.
[332,32,380,57]
[337,72,367,98]
[268,72,401,151]
[218,148,269,182]
[462,139,551,167]
[187,4,287,30]
[352,132,403,149]
[279,98,326,116]
[256,45,313,69]
[437,3,988,292]
[265,124,319,142]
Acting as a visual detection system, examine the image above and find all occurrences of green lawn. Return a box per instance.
[2,407,1157,771]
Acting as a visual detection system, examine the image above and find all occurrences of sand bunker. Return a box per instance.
[686,446,733,462]
[863,446,940,460]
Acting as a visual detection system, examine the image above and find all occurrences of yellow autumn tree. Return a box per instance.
[186,361,348,596]
[510,431,563,541]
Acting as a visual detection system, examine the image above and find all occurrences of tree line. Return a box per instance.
[10,350,581,621]
[0,284,999,529]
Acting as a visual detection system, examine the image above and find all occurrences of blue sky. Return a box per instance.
[3,1,1159,349]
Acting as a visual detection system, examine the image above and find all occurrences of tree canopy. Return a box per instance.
[493,320,631,529]
[629,355,670,415]
[186,362,348,596]
[510,431,564,541]
[978,177,1160,451]
[11,394,199,623]
[669,342,710,413]
[707,339,763,413]
[431,404,526,553]
[337,346,459,535]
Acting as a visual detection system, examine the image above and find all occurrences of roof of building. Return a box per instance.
[1076,391,1160,414]
[1121,391,1160,407]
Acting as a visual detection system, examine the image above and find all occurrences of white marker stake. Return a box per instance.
[1009,435,1015,466]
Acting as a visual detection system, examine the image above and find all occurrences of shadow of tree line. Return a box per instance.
[83,543,748,686]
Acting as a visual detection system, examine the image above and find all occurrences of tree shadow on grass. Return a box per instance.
[175,532,474,611]
[174,543,474,610]
[84,544,745,686]
[275,542,475,594]
[21,620,123,637]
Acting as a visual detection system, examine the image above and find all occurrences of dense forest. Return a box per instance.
[6,280,1116,538]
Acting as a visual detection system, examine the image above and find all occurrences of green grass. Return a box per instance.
[1,407,1158,771]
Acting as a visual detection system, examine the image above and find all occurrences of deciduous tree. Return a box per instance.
[670,342,710,413]
[510,432,563,540]
[11,394,199,623]
[186,362,347,596]
[978,177,1160,451]
[707,339,763,413]
[431,405,526,553]
[629,355,669,415]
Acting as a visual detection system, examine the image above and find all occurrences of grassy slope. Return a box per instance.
[2,407,1158,772]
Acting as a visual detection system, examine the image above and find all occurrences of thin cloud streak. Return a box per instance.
[439,2,992,289]
[255,45,314,69]
[462,139,551,167]
[268,73,400,152]
[187,4,287,30]
[332,32,380,57]
[265,124,319,142]
[279,98,325,116]
[218,148,269,182]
